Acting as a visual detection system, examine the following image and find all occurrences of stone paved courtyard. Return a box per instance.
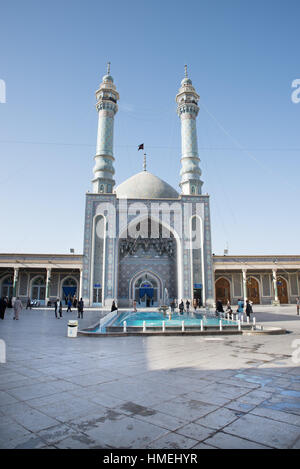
[0,305,300,449]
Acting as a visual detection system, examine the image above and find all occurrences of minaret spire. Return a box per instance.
[176,67,203,195]
[143,153,147,171]
[92,63,119,193]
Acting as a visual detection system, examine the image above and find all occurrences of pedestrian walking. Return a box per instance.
[170,299,175,313]
[55,298,62,318]
[67,298,72,312]
[78,298,84,318]
[132,300,137,312]
[246,299,253,319]
[297,297,300,316]
[193,298,197,312]
[0,297,7,320]
[26,297,32,310]
[179,300,184,314]
[237,298,244,321]
[13,297,23,320]
[186,300,190,313]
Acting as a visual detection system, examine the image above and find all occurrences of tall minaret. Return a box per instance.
[92,63,119,193]
[176,66,203,195]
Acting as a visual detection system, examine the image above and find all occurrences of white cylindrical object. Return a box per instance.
[219,319,222,331]
[253,317,256,326]
[241,315,244,325]
[200,319,203,331]
[182,321,185,332]
[238,320,241,331]
[123,321,127,333]
[247,316,250,323]
[67,320,78,338]
[162,320,165,332]
[143,321,146,332]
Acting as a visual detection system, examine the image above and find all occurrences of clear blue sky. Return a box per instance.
[0,0,299,255]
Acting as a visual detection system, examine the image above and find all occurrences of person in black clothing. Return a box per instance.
[78,298,84,318]
[55,299,62,318]
[111,300,118,312]
[0,297,7,320]
[179,300,184,314]
[216,300,224,316]
[246,299,253,318]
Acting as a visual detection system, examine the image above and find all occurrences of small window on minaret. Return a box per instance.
[191,186,195,194]
[100,185,104,193]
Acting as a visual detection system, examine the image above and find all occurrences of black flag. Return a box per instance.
[138,143,144,151]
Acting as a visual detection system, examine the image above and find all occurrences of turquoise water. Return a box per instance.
[112,311,235,327]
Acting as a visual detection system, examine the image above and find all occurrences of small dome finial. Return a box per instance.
[107,61,111,75]
[184,64,188,78]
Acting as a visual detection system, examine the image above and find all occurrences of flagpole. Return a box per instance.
[143,153,146,171]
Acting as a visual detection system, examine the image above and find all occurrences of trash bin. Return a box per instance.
[68,320,78,338]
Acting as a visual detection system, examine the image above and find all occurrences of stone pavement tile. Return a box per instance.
[175,422,215,441]
[250,406,300,426]
[225,401,257,413]
[6,382,63,401]
[25,391,74,409]
[234,372,274,387]
[12,435,48,449]
[55,434,98,449]
[8,407,59,433]
[64,373,119,387]
[132,409,187,432]
[217,377,260,390]
[0,377,32,391]
[152,397,218,422]
[85,415,168,449]
[88,393,126,409]
[235,389,273,406]
[0,390,21,406]
[191,442,216,449]
[185,390,231,407]
[291,436,300,449]
[146,431,198,449]
[204,431,270,449]
[0,401,37,417]
[195,407,242,430]
[260,396,300,415]
[0,416,31,447]
[66,408,123,433]
[223,413,300,449]
[38,423,87,445]
[37,398,108,422]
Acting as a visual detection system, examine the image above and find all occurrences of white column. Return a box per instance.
[45,268,52,305]
[272,269,280,305]
[79,268,83,300]
[242,269,247,304]
[13,267,19,298]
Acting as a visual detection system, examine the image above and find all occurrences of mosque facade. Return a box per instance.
[0,67,299,307]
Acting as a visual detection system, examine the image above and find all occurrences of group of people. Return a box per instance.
[55,297,84,319]
[0,296,23,320]
[216,298,253,320]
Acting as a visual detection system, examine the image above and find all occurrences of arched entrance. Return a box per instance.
[132,272,161,307]
[247,277,260,304]
[215,278,231,304]
[277,277,288,304]
[31,276,46,304]
[1,275,13,298]
[61,277,78,304]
